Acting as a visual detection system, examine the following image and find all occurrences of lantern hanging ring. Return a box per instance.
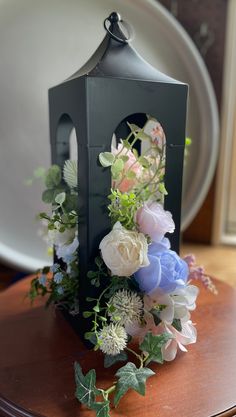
[104,12,134,44]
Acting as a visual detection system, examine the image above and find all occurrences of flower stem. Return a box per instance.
[125,346,144,368]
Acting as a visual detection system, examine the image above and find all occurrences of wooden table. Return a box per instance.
[0,277,236,417]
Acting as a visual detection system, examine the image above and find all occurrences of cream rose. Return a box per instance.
[99,222,149,277]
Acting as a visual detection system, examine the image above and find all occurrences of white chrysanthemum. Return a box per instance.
[63,160,77,188]
[109,290,143,326]
[97,323,127,356]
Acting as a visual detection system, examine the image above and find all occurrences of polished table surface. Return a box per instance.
[0,276,236,417]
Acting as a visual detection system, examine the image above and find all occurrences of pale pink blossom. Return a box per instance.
[112,144,142,192]
[136,201,175,242]
[159,321,197,361]
[150,122,166,148]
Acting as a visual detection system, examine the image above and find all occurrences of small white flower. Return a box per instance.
[63,160,77,188]
[99,222,149,277]
[109,290,143,326]
[56,236,79,260]
[97,323,127,355]
[48,223,76,247]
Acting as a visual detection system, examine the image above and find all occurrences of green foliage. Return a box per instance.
[74,363,100,407]
[45,165,62,188]
[104,352,128,368]
[99,152,115,167]
[172,318,182,332]
[92,400,110,417]
[55,192,66,205]
[74,363,111,417]
[114,362,155,406]
[140,332,172,365]
[108,189,141,230]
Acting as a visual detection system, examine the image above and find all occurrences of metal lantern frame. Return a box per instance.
[48,12,188,342]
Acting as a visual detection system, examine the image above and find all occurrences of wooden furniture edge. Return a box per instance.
[0,396,44,417]
[0,394,235,417]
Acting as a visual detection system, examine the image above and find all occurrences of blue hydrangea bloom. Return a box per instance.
[50,264,60,273]
[57,286,64,295]
[134,239,188,294]
[54,272,64,284]
[38,274,47,287]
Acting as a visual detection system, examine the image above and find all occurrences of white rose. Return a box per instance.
[99,222,149,277]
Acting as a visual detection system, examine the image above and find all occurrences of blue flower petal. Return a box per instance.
[135,255,161,294]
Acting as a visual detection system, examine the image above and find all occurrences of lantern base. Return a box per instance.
[59,308,93,349]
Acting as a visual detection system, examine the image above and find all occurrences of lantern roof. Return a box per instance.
[67,12,183,85]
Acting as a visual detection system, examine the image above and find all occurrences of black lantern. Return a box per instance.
[48,12,188,342]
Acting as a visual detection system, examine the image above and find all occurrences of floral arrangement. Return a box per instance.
[29,117,216,417]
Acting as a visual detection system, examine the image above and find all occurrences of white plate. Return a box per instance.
[0,0,219,270]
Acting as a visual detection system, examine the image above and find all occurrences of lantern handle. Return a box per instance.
[104,12,134,44]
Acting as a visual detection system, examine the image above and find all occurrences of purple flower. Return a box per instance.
[136,202,175,243]
[135,241,188,294]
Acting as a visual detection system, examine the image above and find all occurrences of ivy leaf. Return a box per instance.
[114,362,155,406]
[99,152,115,167]
[74,362,100,407]
[92,400,110,417]
[140,332,172,365]
[104,351,128,368]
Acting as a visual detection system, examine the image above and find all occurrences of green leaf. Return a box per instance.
[120,155,129,163]
[140,332,172,365]
[63,194,77,212]
[104,351,128,368]
[93,304,100,313]
[150,308,162,326]
[114,362,155,406]
[172,318,182,332]
[158,183,168,195]
[83,311,93,318]
[33,166,46,178]
[92,400,110,417]
[126,170,136,180]
[42,189,55,203]
[55,192,66,205]
[137,131,151,141]
[127,122,141,132]
[99,152,115,167]
[45,165,61,188]
[111,158,124,176]
[74,362,100,407]
[138,156,150,168]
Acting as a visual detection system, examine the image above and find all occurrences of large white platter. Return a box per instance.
[0,0,219,270]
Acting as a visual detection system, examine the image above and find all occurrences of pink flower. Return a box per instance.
[150,122,166,147]
[136,202,175,242]
[112,144,142,192]
[158,321,197,361]
[183,253,218,294]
